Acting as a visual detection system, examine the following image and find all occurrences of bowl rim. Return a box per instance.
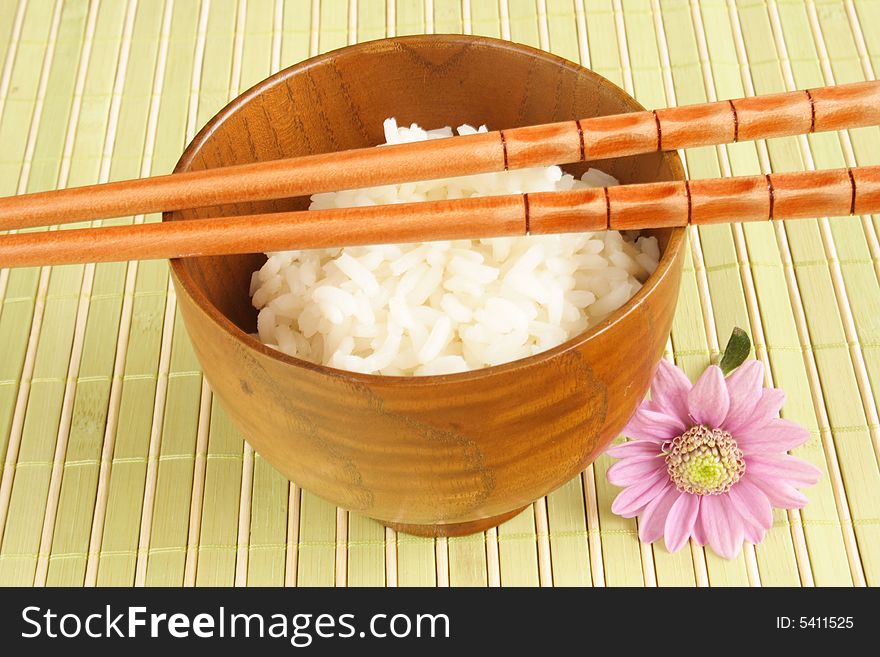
[167,33,686,387]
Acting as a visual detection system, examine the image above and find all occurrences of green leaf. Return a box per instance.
[717,327,752,376]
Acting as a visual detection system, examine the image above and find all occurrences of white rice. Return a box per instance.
[250,119,661,376]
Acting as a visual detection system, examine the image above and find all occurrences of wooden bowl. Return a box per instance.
[166,35,686,537]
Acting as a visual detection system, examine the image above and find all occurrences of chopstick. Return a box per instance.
[2,165,877,269]
[0,80,878,231]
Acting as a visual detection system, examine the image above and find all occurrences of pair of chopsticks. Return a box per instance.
[1,80,879,268]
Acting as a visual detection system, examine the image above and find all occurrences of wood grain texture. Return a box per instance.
[503,121,582,169]
[580,111,659,159]
[164,35,687,536]
[528,188,607,235]
[732,90,813,141]
[654,101,735,149]
[688,176,770,226]
[852,165,880,215]
[809,80,880,133]
[772,168,853,219]
[608,180,688,230]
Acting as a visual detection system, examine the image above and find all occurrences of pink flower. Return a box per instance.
[606,359,821,559]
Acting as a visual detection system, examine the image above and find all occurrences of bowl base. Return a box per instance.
[383,505,528,537]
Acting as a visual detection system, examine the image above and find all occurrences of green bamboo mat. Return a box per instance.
[0,0,878,587]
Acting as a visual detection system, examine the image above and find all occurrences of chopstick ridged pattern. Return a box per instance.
[0,80,878,232]
[1,166,878,268]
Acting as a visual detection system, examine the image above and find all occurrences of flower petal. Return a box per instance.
[727,388,786,435]
[637,484,680,544]
[692,516,707,546]
[650,360,692,421]
[737,418,810,454]
[746,454,822,487]
[688,365,730,428]
[663,492,700,553]
[746,473,810,509]
[727,478,773,532]
[743,520,766,545]
[604,440,661,459]
[606,456,666,487]
[699,494,745,559]
[610,471,670,517]
[722,360,764,432]
[623,407,686,443]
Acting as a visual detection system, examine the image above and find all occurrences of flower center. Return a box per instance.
[664,425,745,495]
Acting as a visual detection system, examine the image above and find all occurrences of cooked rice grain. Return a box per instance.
[250,119,660,376]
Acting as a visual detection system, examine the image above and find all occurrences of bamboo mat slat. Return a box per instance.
[738,0,878,586]
[39,0,140,587]
[0,0,878,588]
[0,0,91,587]
[41,3,156,585]
[95,0,197,586]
